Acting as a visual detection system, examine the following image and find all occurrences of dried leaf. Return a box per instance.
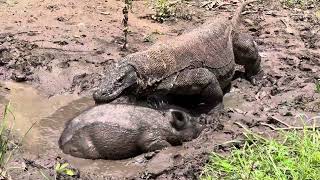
[316,10,320,19]
[64,169,75,176]
[54,162,61,171]
[60,163,69,170]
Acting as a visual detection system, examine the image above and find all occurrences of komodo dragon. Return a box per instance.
[93,0,262,115]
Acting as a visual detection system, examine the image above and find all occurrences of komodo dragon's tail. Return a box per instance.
[230,0,258,28]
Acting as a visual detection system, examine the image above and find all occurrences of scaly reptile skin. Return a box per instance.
[93,0,261,115]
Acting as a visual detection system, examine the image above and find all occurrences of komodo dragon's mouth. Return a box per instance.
[93,64,138,104]
[93,78,138,104]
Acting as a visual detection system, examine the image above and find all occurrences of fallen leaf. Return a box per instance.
[316,10,320,19]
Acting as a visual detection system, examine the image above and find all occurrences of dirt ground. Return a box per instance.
[0,0,320,179]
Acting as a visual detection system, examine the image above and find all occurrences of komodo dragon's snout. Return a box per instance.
[93,64,138,103]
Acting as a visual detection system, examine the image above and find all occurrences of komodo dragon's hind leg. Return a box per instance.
[167,68,224,116]
[233,33,263,84]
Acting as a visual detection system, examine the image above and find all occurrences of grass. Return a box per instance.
[151,0,172,22]
[0,103,36,179]
[0,103,15,179]
[201,122,320,180]
[148,0,175,22]
[40,162,75,180]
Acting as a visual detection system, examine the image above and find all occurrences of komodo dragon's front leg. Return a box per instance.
[233,33,263,84]
[157,68,224,116]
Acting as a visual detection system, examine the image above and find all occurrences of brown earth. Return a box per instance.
[0,0,320,179]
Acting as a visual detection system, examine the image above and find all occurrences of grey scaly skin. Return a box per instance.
[93,0,261,115]
[58,104,203,160]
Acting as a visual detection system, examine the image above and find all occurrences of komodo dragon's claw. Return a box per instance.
[247,70,264,86]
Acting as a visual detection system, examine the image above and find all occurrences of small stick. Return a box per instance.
[37,47,93,53]
[234,121,250,131]
[214,140,244,148]
[121,0,132,51]
[280,18,289,28]
[268,116,291,128]
[261,123,320,131]
[260,122,276,130]
[273,126,320,131]
[213,2,232,10]
[241,10,258,15]
[122,5,128,50]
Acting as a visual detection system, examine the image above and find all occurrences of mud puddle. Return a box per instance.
[1,81,151,178]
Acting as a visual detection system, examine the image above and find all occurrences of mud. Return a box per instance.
[0,0,320,179]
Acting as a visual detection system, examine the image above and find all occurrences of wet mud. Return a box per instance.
[0,0,320,179]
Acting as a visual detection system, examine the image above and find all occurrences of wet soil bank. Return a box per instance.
[0,0,320,179]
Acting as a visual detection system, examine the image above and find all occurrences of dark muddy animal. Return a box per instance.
[58,104,203,160]
[93,0,261,115]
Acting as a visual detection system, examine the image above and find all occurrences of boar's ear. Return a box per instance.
[170,109,187,131]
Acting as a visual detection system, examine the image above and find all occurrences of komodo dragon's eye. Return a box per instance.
[116,76,125,84]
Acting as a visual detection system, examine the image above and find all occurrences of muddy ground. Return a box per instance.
[0,0,320,179]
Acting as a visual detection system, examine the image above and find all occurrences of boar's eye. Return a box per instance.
[71,147,78,153]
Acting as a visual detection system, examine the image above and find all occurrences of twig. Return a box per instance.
[241,10,258,15]
[200,1,215,8]
[121,0,131,51]
[234,122,268,142]
[261,123,320,131]
[234,121,250,132]
[268,116,290,128]
[214,2,232,10]
[280,18,289,28]
[37,47,93,53]
[260,122,277,130]
[212,139,245,150]
[278,126,320,130]
[1,31,40,36]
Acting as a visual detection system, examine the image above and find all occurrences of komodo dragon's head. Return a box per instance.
[93,63,138,103]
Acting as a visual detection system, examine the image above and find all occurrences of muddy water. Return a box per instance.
[223,92,245,109]
[3,82,81,148]
[1,81,145,178]
[223,90,253,112]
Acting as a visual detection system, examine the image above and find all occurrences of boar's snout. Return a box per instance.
[169,109,204,140]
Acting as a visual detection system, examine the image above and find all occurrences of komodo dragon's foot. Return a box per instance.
[233,32,263,86]
[246,69,264,86]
